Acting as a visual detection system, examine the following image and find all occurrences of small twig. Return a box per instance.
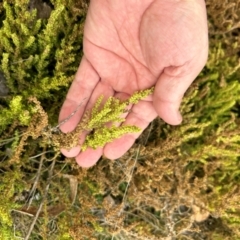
[143,121,153,146]
[50,97,87,132]
[51,162,68,179]
[124,208,163,232]
[121,145,140,204]
[110,123,153,239]
[24,157,56,240]
[26,149,46,209]
[13,224,25,239]
[11,57,32,65]
[29,150,53,160]
[0,132,25,147]
[110,145,140,240]
[11,209,34,217]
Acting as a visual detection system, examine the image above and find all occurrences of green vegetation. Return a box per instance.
[0,0,240,239]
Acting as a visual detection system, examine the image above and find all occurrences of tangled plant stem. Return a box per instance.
[52,87,154,151]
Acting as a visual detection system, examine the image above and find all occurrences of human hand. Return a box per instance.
[59,0,208,167]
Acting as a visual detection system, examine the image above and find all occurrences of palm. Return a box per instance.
[59,0,208,167]
[83,1,156,93]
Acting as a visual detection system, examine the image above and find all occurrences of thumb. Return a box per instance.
[153,64,201,125]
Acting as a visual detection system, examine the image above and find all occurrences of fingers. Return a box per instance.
[75,147,103,168]
[153,57,207,125]
[60,76,114,159]
[59,56,99,158]
[103,99,157,160]
[103,60,204,160]
[73,94,157,166]
[73,92,130,167]
[59,56,99,133]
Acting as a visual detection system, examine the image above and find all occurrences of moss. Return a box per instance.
[81,88,154,150]
[0,0,86,132]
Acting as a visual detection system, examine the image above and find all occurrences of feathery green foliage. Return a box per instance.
[81,88,154,150]
[0,0,86,133]
[82,125,140,151]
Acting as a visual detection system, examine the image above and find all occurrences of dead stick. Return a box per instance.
[24,157,56,240]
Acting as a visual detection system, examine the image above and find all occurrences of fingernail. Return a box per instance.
[176,110,182,124]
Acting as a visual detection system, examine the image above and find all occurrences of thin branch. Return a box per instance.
[0,132,25,147]
[143,121,153,146]
[29,150,53,160]
[110,123,153,240]
[11,209,34,217]
[11,57,32,65]
[110,145,140,240]
[24,157,56,240]
[26,149,46,209]
[122,145,140,204]
[50,97,87,132]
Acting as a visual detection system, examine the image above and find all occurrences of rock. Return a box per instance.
[28,0,53,19]
[0,71,9,97]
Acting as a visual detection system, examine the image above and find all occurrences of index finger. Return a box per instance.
[59,56,100,133]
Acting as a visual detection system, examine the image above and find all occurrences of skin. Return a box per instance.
[59,0,208,168]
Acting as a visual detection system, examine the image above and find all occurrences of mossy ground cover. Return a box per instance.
[0,0,240,239]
